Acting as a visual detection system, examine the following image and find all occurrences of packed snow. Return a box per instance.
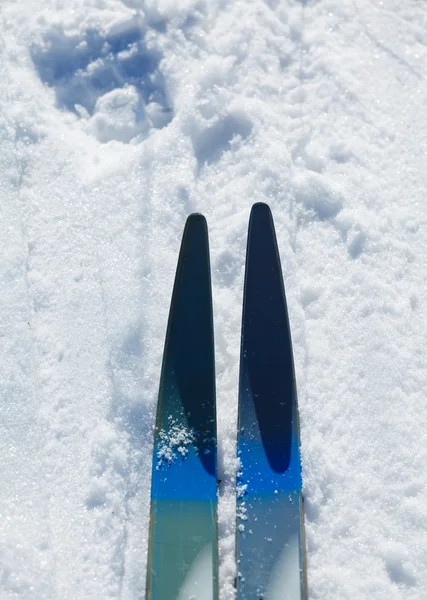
[1,0,427,598]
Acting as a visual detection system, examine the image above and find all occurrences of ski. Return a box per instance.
[235,203,307,600]
[146,214,218,600]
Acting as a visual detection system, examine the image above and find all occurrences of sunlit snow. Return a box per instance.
[1,0,427,598]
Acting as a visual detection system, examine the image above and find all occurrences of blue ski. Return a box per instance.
[146,214,218,600]
[236,203,307,600]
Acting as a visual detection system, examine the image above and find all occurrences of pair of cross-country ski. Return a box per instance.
[146,202,307,600]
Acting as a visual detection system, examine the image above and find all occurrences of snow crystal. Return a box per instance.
[156,418,196,468]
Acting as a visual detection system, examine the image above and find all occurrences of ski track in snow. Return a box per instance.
[1,0,427,598]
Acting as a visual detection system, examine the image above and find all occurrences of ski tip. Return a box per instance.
[186,212,206,224]
[183,213,208,238]
[179,214,209,260]
[249,203,275,231]
[250,202,272,219]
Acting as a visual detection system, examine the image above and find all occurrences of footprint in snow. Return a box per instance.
[31,16,173,143]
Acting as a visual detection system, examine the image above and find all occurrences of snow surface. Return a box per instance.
[1,0,427,598]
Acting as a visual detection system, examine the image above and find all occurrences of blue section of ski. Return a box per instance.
[236,203,307,600]
[152,447,215,501]
[237,436,302,494]
[146,214,218,600]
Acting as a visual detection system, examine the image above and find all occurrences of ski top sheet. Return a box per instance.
[146,214,218,600]
[236,203,307,600]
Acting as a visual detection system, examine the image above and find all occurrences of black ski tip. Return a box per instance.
[181,213,208,244]
[250,202,272,219]
[185,212,207,227]
[247,202,276,247]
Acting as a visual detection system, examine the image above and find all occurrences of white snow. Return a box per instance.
[156,417,196,467]
[1,0,427,598]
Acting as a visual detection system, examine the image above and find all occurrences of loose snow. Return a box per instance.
[1,0,427,598]
[156,417,196,467]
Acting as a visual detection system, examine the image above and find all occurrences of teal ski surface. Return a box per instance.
[236,203,307,600]
[146,214,218,600]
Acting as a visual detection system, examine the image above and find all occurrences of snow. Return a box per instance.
[1,0,427,598]
[156,418,196,467]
